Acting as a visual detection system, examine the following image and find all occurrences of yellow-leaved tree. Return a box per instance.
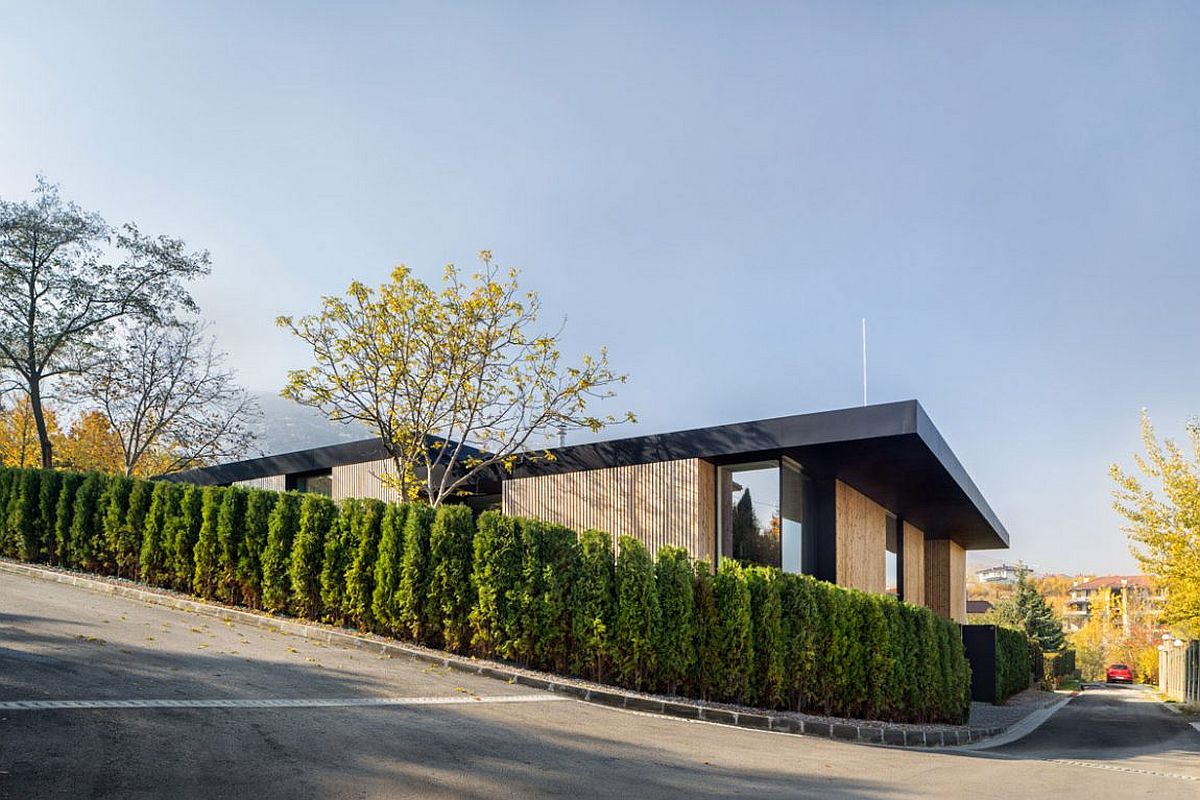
[277,252,634,506]
[0,395,62,467]
[1110,412,1200,636]
[57,410,128,474]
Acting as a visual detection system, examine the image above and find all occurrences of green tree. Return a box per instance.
[370,503,409,633]
[52,472,82,566]
[991,567,1065,651]
[654,546,695,694]
[612,536,660,690]
[100,474,133,573]
[746,565,785,709]
[215,487,247,603]
[427,505,477,653]
[36,469,62,562]
[191,486,224,598]
[237,488,277,609]
[278,252,632,505]
[344,498,384,630]
[396,504,435,642]
[116,478,150,577]
[320,499,357,624]
[1111,412,1200,634]
[291,494,335,619]
[262,492,301,613]
[68,472,106,569]
[139,481,174,585]
[470,511,523,659]
[172,484,204,590]
[709,559,754,704]
[570,529,616,681]
[12,468,40,562]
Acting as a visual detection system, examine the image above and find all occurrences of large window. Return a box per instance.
[718,458,811,573]
[287,470,333,497]
[885,514,899,597]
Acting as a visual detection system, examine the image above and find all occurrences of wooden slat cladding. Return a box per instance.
[332,459,402,503]
[923,539,967,622]
[834,480,887,594]
[902,522,926,607]
[502,459,715,561]
[233,475,285,491]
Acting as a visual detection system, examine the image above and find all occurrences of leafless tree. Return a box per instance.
[72,320,260,476]
[0,177,209,468]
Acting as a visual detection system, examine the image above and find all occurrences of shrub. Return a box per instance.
[344,498,384,630]
[36,469,62,562]
[746,565,784,709]
[320,498,359,625]
[261,492,301,613]
[117,478,151,578]
[53,472,83,567]
[370,503,410,633]
[238,489,278,610]
[191,486,224,599]
[691,563,721,700]
[995,626,1031,703]
[139,481,175,586]
[513,519,576,671]
[709,558,754,704]
[655,546,695,694]
[0,469,15,556]
[396,504,435,642]
[13,469,41,562]
[215,487,247,603]
[291,493,336,619]
[612,536,660,690]
[69,472,107,570]
[172,485,204,592]
[426,505,477,653]
[100,475,134,575]
[778,573,820,710]
[470,511,523,659]
[570,529,616,681]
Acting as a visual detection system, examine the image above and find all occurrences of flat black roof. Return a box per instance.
[165,400,1008,550]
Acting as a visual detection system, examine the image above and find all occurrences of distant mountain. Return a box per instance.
[247,392,371,457]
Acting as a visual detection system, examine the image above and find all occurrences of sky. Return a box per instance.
[2,2,1197,575]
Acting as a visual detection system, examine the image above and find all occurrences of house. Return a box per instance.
[1064,575,1163,632]
[966,599,994,616]
[975,564,1023,584]
[164,400,1009,623]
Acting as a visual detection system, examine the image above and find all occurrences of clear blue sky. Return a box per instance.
[3,2,1197,575]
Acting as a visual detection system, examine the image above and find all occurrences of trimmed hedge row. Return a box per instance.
[0,465,971,724]
[995,626,1033,701]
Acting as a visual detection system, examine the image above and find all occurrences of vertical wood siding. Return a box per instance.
[902,522,926,607]
[923,539,967,622]
[502,459,715,561]
[233,475,286,491]
[834,480,886,594]
[332,459,401,503]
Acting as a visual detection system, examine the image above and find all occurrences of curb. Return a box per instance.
[1,559,1004,748]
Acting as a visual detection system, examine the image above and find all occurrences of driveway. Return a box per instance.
[1,568,1197,798]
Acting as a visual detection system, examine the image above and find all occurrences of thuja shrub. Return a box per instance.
[396,504,435,642]
[291,493,336,620]
[469,511,522,659]
[13,469,41,562]
[427,505,477,653]
[654,546,695,695]
[995,626,1031,703]
[238,489,278,610]
[370,503,409,633]
[215,487,247,604]
[100,475,134,576]
[778,573,820,710]
[708,558,753,704]
[745,566,784,709]
[53,472,82,566]
[191,486,224,599]
[515,519,576,671]
[690,563,721,701]
[261,492,301,613]
[139,481,174,586]
[343,497,384,630]
[612,535,660,690]
[37,469,62,561]
[570,529,615,681]
[320,498,359,625]
[69,472,107,571]
[0,469,14,556]
[173,485,204,593]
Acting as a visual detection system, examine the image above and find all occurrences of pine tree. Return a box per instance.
[997,568,1065,651]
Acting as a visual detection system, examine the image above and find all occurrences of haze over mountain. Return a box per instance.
[248,392,370,457]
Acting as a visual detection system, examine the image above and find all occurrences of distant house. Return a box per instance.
[975,564,1023,584]
[966,599,993,616]
[165,400,1010,624]
[1064,575,1163,632]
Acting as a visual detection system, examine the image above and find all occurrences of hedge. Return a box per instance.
[995,626,1032,702]
[0,464,973,724]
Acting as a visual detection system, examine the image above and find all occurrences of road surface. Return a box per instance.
[1,568,1197,798]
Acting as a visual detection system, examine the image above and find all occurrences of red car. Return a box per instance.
[1105,663,1134,683]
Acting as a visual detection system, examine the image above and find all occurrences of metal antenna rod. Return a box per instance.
[862,317,868,406]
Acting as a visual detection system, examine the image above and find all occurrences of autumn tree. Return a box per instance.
[0,178,209,468]
[278,252,633,505]
[0,395,62,467]
[1111,412,1200,635]
[69,320,258,476]
[57,410,125,474]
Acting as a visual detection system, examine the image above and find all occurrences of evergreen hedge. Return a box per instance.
[0,464,972,724]
[995,625,1032,702]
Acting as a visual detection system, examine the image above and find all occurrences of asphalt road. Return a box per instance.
[2,569,1198,799]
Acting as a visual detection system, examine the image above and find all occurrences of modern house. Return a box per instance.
[165,400,1009,623]
[1064,575,1163,632]
[974,563,1024,584]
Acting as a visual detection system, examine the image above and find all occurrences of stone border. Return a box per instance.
[1,559,1003,748]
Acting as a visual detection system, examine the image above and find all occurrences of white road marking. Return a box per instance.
[1047,759,1199,783]
[0,694,568,712]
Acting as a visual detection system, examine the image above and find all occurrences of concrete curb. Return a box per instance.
[1,559,1005,748]
[954,693,1075,750]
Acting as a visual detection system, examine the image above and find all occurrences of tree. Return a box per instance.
[70,320,258,476]
[990,567,1065,651]
[57,410,125,474]
[278,252,633,505]
[0,178,209,468]
[1111,412,1200,635]
[0,395,62,467]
